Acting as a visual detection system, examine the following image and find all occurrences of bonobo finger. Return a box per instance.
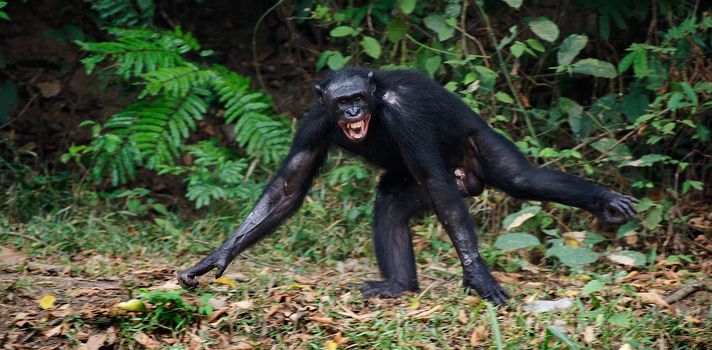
[177,270,200,289]
[621,201,637,218]
[214,262,228,279]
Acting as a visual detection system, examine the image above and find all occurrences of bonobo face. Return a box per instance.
[315,72,375,143]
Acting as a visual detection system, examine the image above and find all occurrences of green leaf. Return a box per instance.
[326,51,349,70]
[529,17,559,42]
[510,41,526,57]
[572,58,617,78]
[503,206,541,231]
[494,233,541,250]
[424,55,441,77]
[330,26,355,37]
[501,0,522,9]
[424,14,454,41]
[608,312,631,328]
[360,36,381,59]
[387,18,408,42]
[495,92,514,104]
[582,280,604,295]
[548,246,599,267]
[526,39,545,52]
[546,326,580,350]
[400,0,416,15]
[557,34,588,66]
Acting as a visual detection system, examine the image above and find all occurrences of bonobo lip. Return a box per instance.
[337,114,371,142]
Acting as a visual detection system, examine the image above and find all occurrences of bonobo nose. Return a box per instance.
[346,107,361,118]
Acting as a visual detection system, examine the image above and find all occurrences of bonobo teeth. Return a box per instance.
[347,120,365,129]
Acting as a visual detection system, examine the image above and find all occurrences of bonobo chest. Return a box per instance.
[331,116,404,170]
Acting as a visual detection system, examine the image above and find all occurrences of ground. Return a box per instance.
[1,242,710,349]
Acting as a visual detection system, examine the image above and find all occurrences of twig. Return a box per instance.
[5,231,46,246]
[251,0,286,90]
[664,282,705,304]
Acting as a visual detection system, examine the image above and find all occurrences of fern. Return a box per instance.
[84,0,155,28]
[214,69,291,165]
[76,27,202,78]
[69,26,295,207]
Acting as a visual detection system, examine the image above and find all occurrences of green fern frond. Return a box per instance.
[141,64,217,97]
[102,93,206,171]
[213,69,291,165]
[77,27,201,78]
[84,0,155,27]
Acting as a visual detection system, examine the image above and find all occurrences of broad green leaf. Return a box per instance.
[526,39,545,52]
[608,312,631,327]
[548,246,599,267]
[510,41,526,57]
[400,0,416,14]
[582,280,604,294]
[424,14,454,41]
[360,36,381,59]
[572,58,617,78]
[529,17,559,42]
[557,34,588,66]
[494,233,541,250]
[387,18,408,42]
[502,0,522,9]
[503,206,541,230]
[495,92,514,104]
[326,51,349,70]
[330,26,355,37]
[424,55,441,77]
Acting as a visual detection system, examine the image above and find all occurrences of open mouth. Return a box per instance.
[338,114,371,142]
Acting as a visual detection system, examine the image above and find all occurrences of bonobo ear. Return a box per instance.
[314,84,325,104]
[367,71,376,94]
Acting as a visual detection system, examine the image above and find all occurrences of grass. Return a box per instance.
[1,166,710,349]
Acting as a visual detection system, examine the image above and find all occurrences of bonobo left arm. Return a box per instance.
[473,125,637,224]
[178,109,329,288]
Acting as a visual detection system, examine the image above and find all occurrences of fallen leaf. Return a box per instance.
[457,309,468,324]
[607,254,636,266]
[0,247,27,265]
[233,299,253,309]
[523,298,573,313]
[43,324,63,337]
[36,80,62,97]
[618,344,633,350]
[149,280,181,291]
[324,340,338,350]
[213,276,237,288]
[39,294,56,310]
[583,326,595,344]
[134,333,161,349]
[469,325,486,346]
[411,305,444,319]
[638,292,671,309]
[337,304,380,321]
[85,334,107,350]
[409,298,420,309]
[307,315,334,325]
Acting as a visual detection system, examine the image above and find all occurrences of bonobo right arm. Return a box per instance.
[178,108,329,288]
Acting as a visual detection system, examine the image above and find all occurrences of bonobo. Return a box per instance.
[178,67,637,305]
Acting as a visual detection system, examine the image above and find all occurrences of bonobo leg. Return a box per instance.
[358,172,428,298]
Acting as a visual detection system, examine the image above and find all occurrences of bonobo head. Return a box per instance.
[315,70,376,142]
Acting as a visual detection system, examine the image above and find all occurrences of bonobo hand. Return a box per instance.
[594,191,638,225]
[177,248,231,289]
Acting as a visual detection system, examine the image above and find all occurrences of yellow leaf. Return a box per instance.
[563,236,581,248]
[38,294,56,310]
[117,299,147,312]
[324,340,337,350]
[213,276,237,288]
[409,298,420,310]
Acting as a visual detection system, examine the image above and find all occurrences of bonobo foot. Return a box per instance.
[177,249,231,289]
[462,257,510,306]
[595,191,639,225]
[354,280,418,298]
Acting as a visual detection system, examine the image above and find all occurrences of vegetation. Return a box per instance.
[0,0,709,349]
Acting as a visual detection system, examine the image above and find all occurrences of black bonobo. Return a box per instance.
[177,67,637,305]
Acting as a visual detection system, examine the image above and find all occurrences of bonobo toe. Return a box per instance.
[465,281,510,306]
[354,280,415,298]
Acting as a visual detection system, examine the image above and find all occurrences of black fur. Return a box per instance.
[178,67,637,306]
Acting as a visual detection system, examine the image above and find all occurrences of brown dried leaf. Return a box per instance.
[0,247,27,265]
[457,309,468,324]
[85,334,107,350]
[469,325,486,346]
[134,333,161,349]
[307,315,334,325]
[43,324,63,337]
[412,305,444,319]
[36,80,62,97]
[582,326,595,344]
[638,292,671,309]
